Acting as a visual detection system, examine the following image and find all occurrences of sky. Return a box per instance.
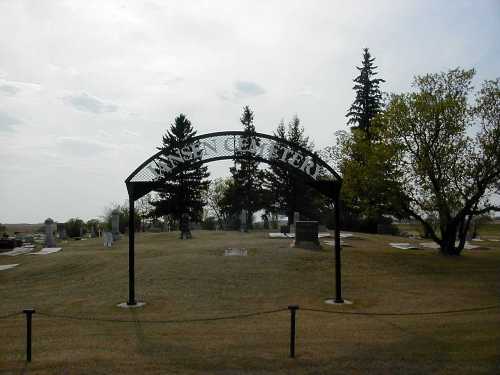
[0,0,499,223]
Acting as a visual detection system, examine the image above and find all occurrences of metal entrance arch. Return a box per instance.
[124,131,344,306]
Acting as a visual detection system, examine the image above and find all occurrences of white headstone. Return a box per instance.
[103,231,113,247]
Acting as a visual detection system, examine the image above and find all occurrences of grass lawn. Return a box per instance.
[396,222,500,238]
[1,230,499,374]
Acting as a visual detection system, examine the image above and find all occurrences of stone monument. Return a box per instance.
[44,218,57,248]
[293,221,320,249]
[112,210,120,240]
[240,209,248,232]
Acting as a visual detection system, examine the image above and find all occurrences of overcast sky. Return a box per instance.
[0,0,499,223]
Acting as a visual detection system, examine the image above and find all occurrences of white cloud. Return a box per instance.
[234,81,266,97]
[218,81,266,102]
[123,129,140,137]
[0,84,19,96]
[0,111,22,132]
[62,92,118,114]
[0,0,499,222]
[55,136,116,157]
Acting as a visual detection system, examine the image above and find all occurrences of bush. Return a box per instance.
[201,217,216,230]
[338,210,400,235]
[65,218,85,238]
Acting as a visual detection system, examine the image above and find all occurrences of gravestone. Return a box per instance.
[224,248,248,256]
[290,211,300,233]
[293,221,320,249]
[57,223,67,240]
[112,210,120,240]
[180,213,192,239]
[103,231,113,247]
[240,209,248,232]
[44,218,57,248]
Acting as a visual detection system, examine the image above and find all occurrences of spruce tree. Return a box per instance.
[228,106,264,227]
[264,116,319,225]
[346,48,385,140]
[150,114,210,223]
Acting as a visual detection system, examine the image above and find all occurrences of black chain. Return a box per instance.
[301,304,500,316]
[36,308,288,324]
[4,304,499,323]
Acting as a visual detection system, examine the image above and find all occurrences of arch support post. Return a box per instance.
[333,192,344,303]
[128,190,136,306]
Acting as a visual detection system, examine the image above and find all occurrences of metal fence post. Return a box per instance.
[22,308,35,362]
[288,305,299,358]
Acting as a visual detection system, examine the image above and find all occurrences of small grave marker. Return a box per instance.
[224,248,248,256]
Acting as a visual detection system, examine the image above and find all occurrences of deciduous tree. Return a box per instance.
[383,68,500,255]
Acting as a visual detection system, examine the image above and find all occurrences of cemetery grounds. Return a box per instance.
[1,228,499,374]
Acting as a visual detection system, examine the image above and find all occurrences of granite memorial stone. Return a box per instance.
[293,221,320,249]
[45,218,57,248]
[112,210,120,240]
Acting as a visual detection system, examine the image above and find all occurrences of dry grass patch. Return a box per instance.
[1,230,499,374]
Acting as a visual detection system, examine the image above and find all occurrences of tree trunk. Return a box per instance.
[440,223,463,256]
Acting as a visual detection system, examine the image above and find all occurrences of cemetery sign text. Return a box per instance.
[127,131,340,185]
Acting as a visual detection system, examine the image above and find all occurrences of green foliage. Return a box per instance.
[201,217,217,230]
[346,48,385,140]
[85,219,101,235]
[264,116,324,224]
[103,204,140,233]
[150,114,210,222]
[332,124,401,232]
[65,218,85,238]
[382,68,500,255]
[331,48,394,233]
[204,178,234,229]
[227,106,266,227]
